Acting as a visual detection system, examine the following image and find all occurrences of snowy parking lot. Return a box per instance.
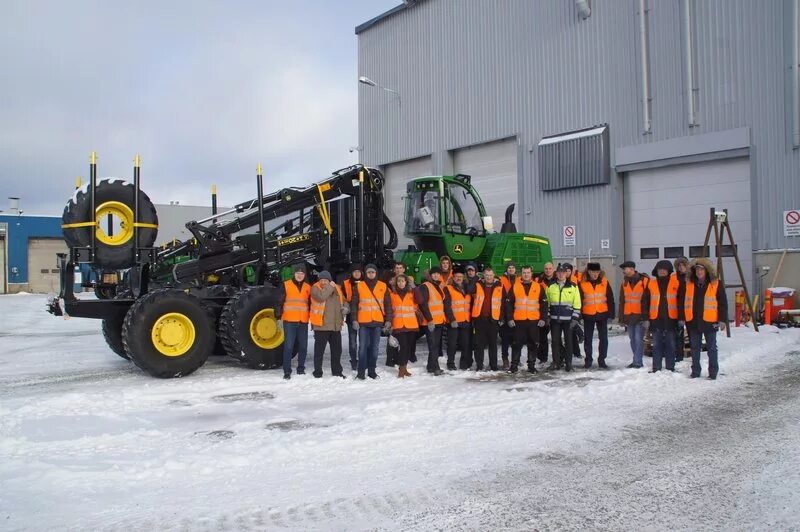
[1,294,799,531]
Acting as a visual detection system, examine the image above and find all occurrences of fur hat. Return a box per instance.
[689,258,717,282]
[651,260,674,276]
[587,262,601,271]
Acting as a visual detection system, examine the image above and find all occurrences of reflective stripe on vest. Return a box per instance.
[471,282,502,320]
[356,281,387,324]
[446,285,471,323]
[648,274,679,320]
[580,278,608,315]
[623,277,648,316]
[283,280,311,323]
[512,280,541,321]
[310,282,344,327]
[422,281,446,325]
[684,279,720,322]
[391,291,419,330]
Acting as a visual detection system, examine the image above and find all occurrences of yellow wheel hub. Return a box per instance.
[151,312,196,357]
[95,201,135,246]
[249,309,284,349]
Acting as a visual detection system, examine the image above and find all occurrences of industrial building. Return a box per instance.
[356,0,800,306]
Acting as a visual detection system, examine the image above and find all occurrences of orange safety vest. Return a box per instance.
[622,276,648,316]
[512,280,542,321]
[356,281,387,324]
[422,281,446,325]
[391,290,419,330]
[439,270,453,288]
[648,274,680,320]
[471,282,503,320]
[309,282,344,327]
[580,278,609,316]
[446,285,472,323]
[684,279,720,322]
[343,278,358,302]
[282,280,311,323]
[500,274,515,293]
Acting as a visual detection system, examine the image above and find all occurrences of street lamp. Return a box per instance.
[358,76,401,106]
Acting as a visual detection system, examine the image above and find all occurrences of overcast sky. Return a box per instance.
[0,0,398,215]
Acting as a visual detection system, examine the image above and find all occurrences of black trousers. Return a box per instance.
[512,320,540,369]
[500,324,513,360]
[474,318,499,370]
[425,325,444,372]
[583,318,608,366]
[550,321,574,370]
[447,325,471,369]
[537,324,550,362]
[386,342,398,366]
[395,331,417,366]
[313,330,343,376]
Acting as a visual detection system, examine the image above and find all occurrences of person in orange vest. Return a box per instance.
[536,261,557,364]
[618,261,649,369]
[472,266,506,371]
[310,270,348,379]
[385,261,416,367]
[390,273,420,378]
[680,258,728,380]
[277,264,311,380]
[563,262,583,360]
[342,264,363,371]
[446,266,472,371]
[438,255,454,287]
[499,261,517,369]
[415,266,453,376]
[642,260,679,373]
[505,265,548,373]
[350,263,393,380]
[578,262,615,369]
[673,256,690,362]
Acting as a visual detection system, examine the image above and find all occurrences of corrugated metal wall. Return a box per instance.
[358,0,800,257]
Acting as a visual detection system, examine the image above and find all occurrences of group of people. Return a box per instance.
[274,254,727,381]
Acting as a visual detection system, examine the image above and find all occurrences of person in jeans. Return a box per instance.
[309,270,348,378]
[389,273,420,378]
[680,258,728,380]
[642,260,679,373]
[342,264,363,371]
[350,264,393,380]
[536,262,558,364]
[545,263,582,372]
[618,261,649,369]
[276,264,311,380]
[415,267,454,376]
[578,262,615,369]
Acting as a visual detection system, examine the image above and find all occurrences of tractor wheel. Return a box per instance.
[62,178,158,270]
[219,286,284,369]
[122,289,215,378]
[101,312,129,360]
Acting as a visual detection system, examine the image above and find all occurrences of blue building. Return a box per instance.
[0,213,67,294]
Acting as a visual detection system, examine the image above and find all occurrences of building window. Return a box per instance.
[40,269,49,274]
[716,244,737,257]
[689,246,709,258]
[539,125,610,191]
[664,247,684,259]
[50,269,60,274]
[640,247,659,259]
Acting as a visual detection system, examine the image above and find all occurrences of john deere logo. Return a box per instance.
[453,244,463,254]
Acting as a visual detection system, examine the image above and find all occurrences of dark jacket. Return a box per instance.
[275,278,308,319]
[618,272,649,325]
[350,277,393,327]
[678,258,728,331]
[390,286,421,333]
[505,279,549,322]
[642,275,678,330]
[415,280,455,324]
[578,270,616,321]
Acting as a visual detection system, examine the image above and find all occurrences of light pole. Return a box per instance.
[358,75,401,165]
[358,76,401,107]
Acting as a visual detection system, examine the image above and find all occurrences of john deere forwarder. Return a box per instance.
[48,154,551,378]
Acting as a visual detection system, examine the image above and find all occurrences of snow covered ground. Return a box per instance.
[1,294,799,531]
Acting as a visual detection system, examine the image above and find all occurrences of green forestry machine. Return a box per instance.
[47,154,552,378]
[395,174,552,283]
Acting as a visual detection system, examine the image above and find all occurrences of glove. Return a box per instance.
[507,320,516,328]
[342,305,350,316]
[352,321,360,331]
[718,322,726,332]
[388,335,399,348]
[498,321,504,327]
[537,319,546,327]
[641,320,650,329]
[678,320,685,328]
[450,321,459,329]
[276,319,283,330]
[569,318,579,330]
[427,322,436,332]
[383,321,392,334]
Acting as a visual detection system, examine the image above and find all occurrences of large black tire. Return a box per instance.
[62,178,158,270]
[101,312,129,360]
[122,289,215,378]
[219,286,284,369]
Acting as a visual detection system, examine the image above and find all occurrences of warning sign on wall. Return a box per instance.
[785,210,800,237]
[563,225,576,246]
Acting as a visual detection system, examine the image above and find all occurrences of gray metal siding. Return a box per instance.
[539,127,610,191]
[358,0,800,257]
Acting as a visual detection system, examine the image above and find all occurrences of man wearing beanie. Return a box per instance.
[310,270,348,378]
[276,264,311,379]
[350,264,393,379]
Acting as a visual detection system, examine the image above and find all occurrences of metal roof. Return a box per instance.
[355,2,413,35]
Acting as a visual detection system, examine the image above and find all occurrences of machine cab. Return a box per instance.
[403,174,491,260]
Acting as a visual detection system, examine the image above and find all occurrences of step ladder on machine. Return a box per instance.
[700,208,759,336]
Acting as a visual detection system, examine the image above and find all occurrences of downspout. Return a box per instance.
[683,0,698,127]
[638,0,652,134]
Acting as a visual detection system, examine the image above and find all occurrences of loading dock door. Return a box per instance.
[27,238,68,293]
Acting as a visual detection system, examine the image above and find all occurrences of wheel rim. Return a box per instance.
[151,312,196,357]
[95,201,135,246]
[249,309,283,349]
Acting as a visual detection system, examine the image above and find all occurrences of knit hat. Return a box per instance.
[453,265,466,275]
[429,266,442,275]
[350,263,362,273]
[364,263,377,273]
[619,261,636,269]
[318,270,332,281]
[505,261,516,270]
[587,262,601,271]
[293,264,306,273]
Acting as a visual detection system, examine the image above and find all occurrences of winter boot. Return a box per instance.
[508,363,518,373]
[501,357,509,370]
